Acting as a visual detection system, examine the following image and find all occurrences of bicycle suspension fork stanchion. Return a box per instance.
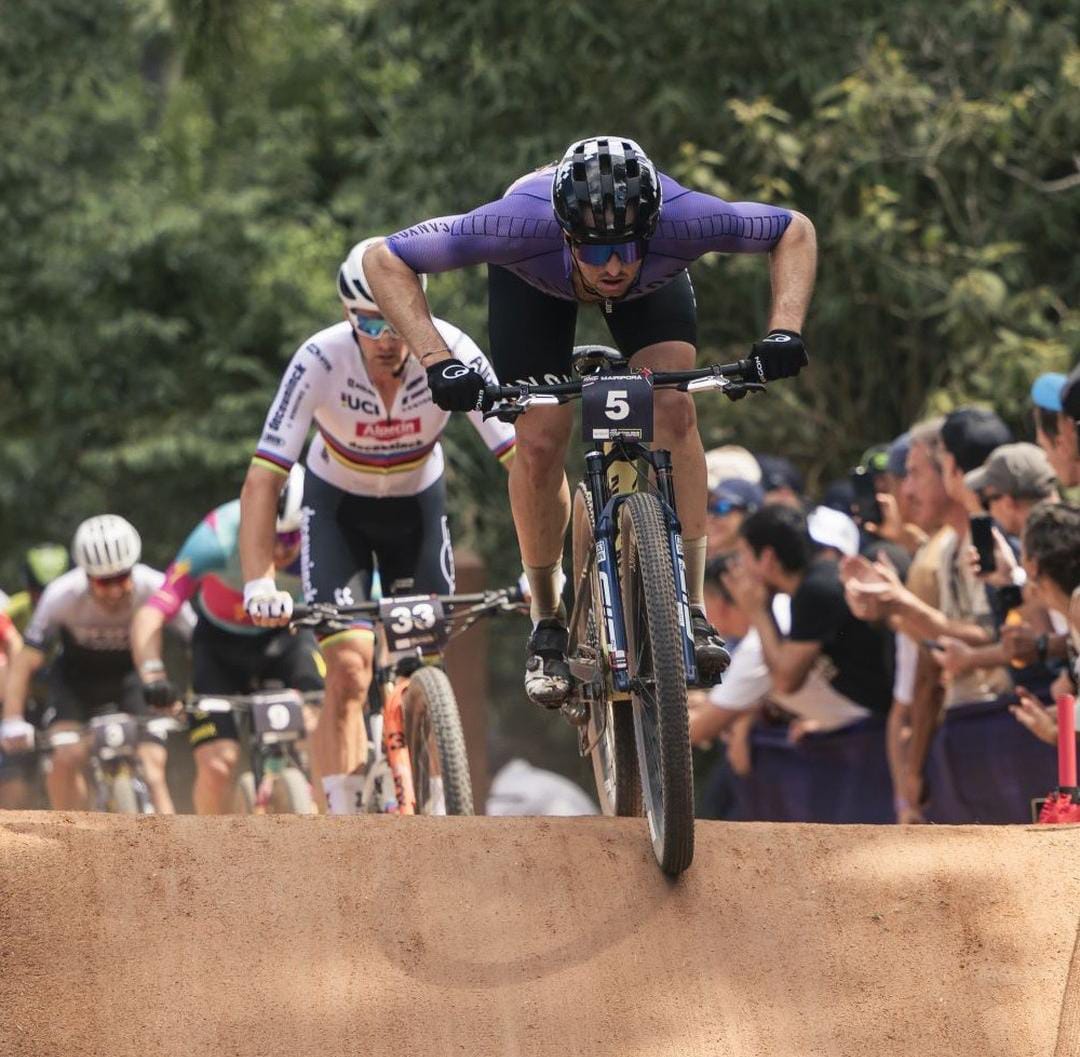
[653,450,698,684]
[585,450,631,694]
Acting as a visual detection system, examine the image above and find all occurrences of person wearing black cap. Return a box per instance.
[755,454,805,510]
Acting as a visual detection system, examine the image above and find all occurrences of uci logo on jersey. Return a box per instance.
[340,393,380,415]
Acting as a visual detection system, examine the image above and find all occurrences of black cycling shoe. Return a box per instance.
[524,618,572,709]
[690,607,731,686]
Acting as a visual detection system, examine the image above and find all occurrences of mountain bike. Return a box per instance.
[292,585,524,815]
[483,346,763,875]
[41,713,178,814]
[186,689,321,814]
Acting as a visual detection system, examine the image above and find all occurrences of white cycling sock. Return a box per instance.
[322,773,366,815]
[525,559,565,625]
[683,535,708,610]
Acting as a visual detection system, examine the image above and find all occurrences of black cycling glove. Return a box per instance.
[143,678,177,710]
[750,329,809,382]
[426,359,486,412]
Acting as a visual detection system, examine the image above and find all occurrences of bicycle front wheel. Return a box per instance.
[108,771,145,814]
[270,766,316,814]
[572,483,640,817]
[618,491,694,875]
[404,666,474,815]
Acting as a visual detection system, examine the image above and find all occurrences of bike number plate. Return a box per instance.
[581,374,653,443]
[250,691,306,738]
[90,714,139,754]
[379,595,448,655]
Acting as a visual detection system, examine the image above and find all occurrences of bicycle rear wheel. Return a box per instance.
[618,491,694,875]
[572,483,641,816]
[404,666,473,815]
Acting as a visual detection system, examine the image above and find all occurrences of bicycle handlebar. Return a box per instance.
[290,584,525,626]
[481,360,764,417]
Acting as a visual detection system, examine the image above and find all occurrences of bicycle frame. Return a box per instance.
[294,587,522,815]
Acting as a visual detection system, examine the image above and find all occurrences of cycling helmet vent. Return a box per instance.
[72,515,141,578]
[552,135,661,245]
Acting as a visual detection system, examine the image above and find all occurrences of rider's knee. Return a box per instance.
[324,642,373,701]
[195,741,239,787]
[653,388,697,440]
[513,429,569,480]
[50,741,84,774]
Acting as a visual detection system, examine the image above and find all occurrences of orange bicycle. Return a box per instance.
[292,585,523,815]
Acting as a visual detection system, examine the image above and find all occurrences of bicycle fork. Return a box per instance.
[583,449,698,692]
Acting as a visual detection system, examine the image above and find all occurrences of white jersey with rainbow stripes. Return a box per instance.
[253,319,515,498]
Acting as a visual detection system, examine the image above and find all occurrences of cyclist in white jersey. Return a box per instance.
[0,516,194,811]
[239,238,515,814]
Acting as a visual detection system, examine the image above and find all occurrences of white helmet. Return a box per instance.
[72,515,142,577]
[337,237,427,313]
[276,464,305,533]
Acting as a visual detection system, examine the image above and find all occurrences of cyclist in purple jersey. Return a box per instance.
[365,136,817,706]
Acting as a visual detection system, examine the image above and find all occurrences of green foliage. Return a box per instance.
[1,0,1077,769]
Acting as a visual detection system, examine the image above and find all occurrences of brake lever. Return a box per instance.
[483,405,524,423]
[723,381,767,402]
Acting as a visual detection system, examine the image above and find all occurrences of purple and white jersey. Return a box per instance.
[386,169,792,302]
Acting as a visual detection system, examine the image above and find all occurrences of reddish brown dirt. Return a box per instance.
[1,814,1078,1057]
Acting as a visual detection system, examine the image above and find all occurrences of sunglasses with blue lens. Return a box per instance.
[352,313,398,339]
[572,239,648,266]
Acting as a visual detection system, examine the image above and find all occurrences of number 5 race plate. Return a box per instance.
[581,374,654,442]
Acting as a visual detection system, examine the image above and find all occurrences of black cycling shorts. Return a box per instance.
[487,265,698,385]
[301,472,455,624]
[188,618,323,747]
[41,663,167,747]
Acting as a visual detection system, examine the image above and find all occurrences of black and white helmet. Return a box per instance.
[276,464,305,533]
[337,237,427,313]
[72,515,142,578]
[552,136,662,244]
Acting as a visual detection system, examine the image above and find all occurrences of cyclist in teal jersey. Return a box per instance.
[131,467,323,813]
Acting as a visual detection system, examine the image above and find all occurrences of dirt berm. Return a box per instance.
[2,814,1079,1057]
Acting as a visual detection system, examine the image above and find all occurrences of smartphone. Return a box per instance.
[849,466,883,525]
[970,514,996,574]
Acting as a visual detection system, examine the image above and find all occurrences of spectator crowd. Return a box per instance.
[689,366,1080,824]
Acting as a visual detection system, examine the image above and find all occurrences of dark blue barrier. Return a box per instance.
[733,718,894,824]
[925,696,1056,824]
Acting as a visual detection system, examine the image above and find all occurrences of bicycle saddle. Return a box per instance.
[572,345,628,376]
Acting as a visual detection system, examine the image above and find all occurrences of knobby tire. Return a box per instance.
[619,491,695,875]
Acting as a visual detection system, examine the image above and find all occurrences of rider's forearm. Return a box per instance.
[2,646,43,720]
[766,211,817,332]
[239,464,286,584]
[363,242,450,363]
[131,605,167,681]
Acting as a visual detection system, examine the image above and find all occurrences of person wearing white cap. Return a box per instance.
[807,505,860,559]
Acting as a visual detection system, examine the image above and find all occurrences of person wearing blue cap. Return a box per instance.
[705,478,765,557]
[1032,369,1080,488]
